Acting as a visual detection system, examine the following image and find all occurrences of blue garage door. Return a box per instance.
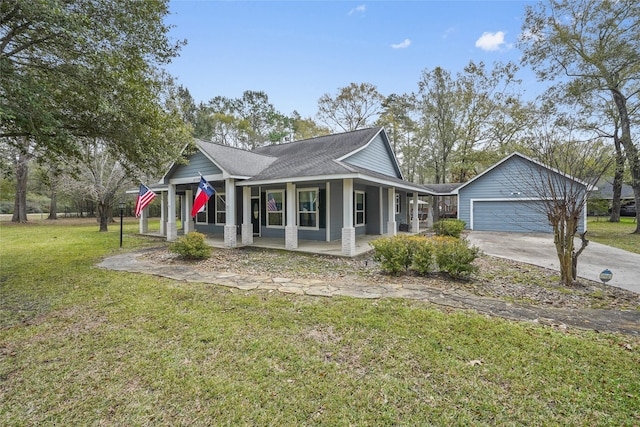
[473,200,552,233]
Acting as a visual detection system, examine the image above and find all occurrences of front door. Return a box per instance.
[251,197,260,235]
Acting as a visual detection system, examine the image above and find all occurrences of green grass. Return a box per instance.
[588,216,640,254]
[1,219,639,425]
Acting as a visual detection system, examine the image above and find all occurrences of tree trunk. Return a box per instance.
[608,134,624,223]
[97,202,109,232]
[610,88,640,233]
[48,191,58,220]
[48,178,58,220]
[571,232,589,282]
[11,151,29,223]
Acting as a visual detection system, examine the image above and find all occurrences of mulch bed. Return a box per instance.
[143,246,640,311]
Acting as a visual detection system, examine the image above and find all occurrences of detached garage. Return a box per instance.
[455,153,589,234]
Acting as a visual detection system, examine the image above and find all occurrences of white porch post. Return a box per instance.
[342,178,355,256]
[138,206,148,234]
[184,189,193,234]
[241,186,253,245]
[285,182,298,250]
[160,191,167,236]
[325,181,331,242]
[387,187,397,236]
[412,193,420,233]
[167,184,178,241]
[224,178,237,247]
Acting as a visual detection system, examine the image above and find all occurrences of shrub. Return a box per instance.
[411,238,435,275]
[370,235,417,275]
[169,232,212,260]
[433,237,480,279]
[433,219,466,238]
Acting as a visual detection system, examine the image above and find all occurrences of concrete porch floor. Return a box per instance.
[206,234,386,257]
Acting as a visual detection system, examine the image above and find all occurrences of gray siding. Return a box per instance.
[343,134,400,178]
[329,181,343,241]
[381,189,389,234]
[459,156,586,233]
[170,151,222,180]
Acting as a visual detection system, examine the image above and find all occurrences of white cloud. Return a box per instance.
[391,38,411,49]
[349,5,366,15]
[475,31,510,51]
[442,27,456,39]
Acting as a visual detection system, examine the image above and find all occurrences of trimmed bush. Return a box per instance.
[433,237,480,279]
[371,234,481,279]
[411,238,434,275]
[370,235,417,275]
[169,232,212,260]
[433,219,466,238]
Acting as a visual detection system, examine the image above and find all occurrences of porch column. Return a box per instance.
[166,184,178,241]
[241,186,253,245]
[325,181,331,242]
[224,178,237,248]
[387,187,397,236]
[412,193,420,233]
[139,206,149,234]
[341,178,355,256]
[285,182,298,250]
[160,191,167,236]
[184,189,193,234]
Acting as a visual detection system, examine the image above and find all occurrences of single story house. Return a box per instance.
[137,131,593,254]
[454,152,591,233]
[139,127,435,256]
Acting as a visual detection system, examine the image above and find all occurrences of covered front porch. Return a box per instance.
[136,177,434,257]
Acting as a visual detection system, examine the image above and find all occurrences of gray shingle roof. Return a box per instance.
[421,183,463,195]
[249,127,383,180]
[196,140,276,177]
[590,179,634,200]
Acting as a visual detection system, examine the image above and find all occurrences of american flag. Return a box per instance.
[267,194,278,212]
[135,184,156,217]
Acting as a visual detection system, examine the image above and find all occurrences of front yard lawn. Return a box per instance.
[1,219,638,425]
[588,216,640,254]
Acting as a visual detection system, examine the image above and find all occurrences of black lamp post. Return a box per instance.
[119,200,125,248]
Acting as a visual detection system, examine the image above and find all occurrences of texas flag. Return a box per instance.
[191,176,215,217]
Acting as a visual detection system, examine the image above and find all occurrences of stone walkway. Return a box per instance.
[98,248,640,336]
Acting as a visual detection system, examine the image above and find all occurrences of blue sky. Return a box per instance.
[165,0,538,118]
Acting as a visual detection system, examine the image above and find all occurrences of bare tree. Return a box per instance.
[65,139,130,232]
[517,117,611,286]
[316,83,384,132]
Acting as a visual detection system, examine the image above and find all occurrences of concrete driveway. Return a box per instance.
[466,231,640,294]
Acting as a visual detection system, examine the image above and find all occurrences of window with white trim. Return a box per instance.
[195,203,208,224]
[266,190,284,228]
[215,193,226,224]
[297,188,318,229]
[355,191,365,226]
[395,193,401,214]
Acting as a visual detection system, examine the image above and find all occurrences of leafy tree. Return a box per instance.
[290,111,331,140]
[1,0,191,221]
[376,93,419,178]
[416,61,522,185]
[194,91,293,149]
[417,67,460,184]
[316,82,384,132]
[519,0,640,233]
